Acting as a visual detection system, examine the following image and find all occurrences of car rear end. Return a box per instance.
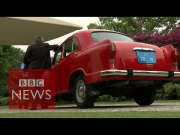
[98,34,180,81]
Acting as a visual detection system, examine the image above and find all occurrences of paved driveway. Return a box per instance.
[0,102,180,113]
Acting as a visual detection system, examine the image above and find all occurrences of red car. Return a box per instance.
[51,29,180,108]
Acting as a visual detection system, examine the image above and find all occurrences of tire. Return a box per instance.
[74,75,94,108]
[133,88,157,106]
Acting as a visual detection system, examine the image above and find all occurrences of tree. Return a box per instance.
[0,45,25,97]
[87,17,180,36]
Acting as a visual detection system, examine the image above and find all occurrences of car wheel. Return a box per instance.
[133,88,156,106]
[74,75,94,108]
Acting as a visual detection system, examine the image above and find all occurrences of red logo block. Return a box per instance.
[9,69,55,109]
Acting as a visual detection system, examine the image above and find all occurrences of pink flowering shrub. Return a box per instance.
[130,26,180,50]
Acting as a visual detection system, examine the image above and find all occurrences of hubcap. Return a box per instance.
[76,80,86,103]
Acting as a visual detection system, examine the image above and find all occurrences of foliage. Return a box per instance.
[164,83,180,100]
[0,82,8,97]
[0,97,8,106]
[88,17,180,49]
[156,82,180,100]
[131,26,180,48]
[0,45,24,98]
[96,95,132,102]
[96,83,180,101]
[88,17,180,36]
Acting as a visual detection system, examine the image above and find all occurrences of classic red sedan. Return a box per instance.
[51,29,180,108]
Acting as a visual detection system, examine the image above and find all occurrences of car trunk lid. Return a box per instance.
[114,41,176,71]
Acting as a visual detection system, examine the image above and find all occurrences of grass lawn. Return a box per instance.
[0,106,8,109]
[0,111,180,118]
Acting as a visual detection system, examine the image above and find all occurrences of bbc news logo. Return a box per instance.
[19,79,44,87]
[12,79,50,100]
[8,69,55,110]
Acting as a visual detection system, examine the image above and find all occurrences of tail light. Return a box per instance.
[109,43,116,57]
[172,48,179,61]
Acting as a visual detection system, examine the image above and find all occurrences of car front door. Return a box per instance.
[51,46,63,93]
[52,37,79,94]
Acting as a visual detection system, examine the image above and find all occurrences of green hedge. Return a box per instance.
[96,82,180,102]
[156,82,180,100]
[0,97,8,106]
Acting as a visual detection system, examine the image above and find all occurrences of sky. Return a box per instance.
[13,17,99,54]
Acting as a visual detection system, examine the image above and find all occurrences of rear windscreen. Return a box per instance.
[91,32,134,42]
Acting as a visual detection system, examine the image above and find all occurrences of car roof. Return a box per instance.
[71,29,129,37]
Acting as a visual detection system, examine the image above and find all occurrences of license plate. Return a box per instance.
[136,51,156,63]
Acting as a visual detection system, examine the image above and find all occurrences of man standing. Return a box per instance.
[23,35,59,110]
[24,35,59,69]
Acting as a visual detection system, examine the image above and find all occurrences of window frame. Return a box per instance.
[52,45,63,66]
[62,37,79,59]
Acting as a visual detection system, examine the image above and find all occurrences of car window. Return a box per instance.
[91,32,134,42]
[53,47,62,65]
[72,37,79,52]
[63,38,73,57]
[63,37,79,58]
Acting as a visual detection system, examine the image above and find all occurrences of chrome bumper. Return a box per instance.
[100,70,180,78]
